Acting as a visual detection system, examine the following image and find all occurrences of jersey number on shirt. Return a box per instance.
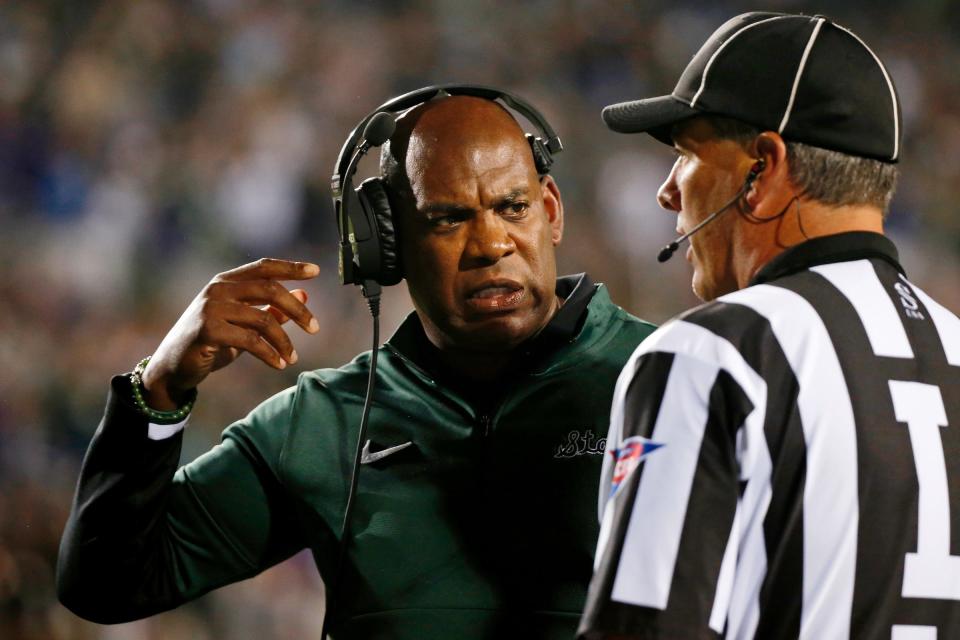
[889,380,960,601]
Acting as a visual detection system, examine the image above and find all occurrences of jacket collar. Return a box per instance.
[750,231,903,286]
[386,273,597,379]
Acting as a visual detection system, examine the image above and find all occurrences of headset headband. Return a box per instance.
[331,83,563,195]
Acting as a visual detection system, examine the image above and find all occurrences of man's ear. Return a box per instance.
[541,175,564,246]
[745,131,790,211]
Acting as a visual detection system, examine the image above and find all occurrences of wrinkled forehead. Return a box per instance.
[407,134,529,183]
[403,101,537,200]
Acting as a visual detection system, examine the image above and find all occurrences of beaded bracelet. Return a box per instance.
[129,357,196,422]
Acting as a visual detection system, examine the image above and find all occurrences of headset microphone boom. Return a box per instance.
[656,159,765,262]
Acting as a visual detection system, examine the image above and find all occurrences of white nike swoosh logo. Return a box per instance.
[360,440,413,465]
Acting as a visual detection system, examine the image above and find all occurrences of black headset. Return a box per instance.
[331,84,564,288]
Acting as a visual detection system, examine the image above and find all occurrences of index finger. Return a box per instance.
[217,258,319,282]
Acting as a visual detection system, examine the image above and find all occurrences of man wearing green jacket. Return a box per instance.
[57,90,655,639]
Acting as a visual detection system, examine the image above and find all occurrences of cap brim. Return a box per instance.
[602,95,699,145]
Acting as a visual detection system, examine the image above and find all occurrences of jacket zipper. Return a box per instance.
[478,413,493,437]
[385,343,503,437]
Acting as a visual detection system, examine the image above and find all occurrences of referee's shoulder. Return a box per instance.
[635,280,807,360]
[692,279,810,328]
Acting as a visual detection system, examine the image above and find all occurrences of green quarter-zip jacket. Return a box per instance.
[58,278,656,639]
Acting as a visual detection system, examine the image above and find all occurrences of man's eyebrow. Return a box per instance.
[491,187,531,208]
[419,187,531,217]
[420,202,476,218]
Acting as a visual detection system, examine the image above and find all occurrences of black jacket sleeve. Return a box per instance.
[57,375,305,624]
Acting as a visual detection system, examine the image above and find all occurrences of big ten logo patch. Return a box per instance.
[609,436,663,497]
[554,430,606,458]
[894,280,924,320]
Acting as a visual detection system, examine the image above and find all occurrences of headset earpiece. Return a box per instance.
[356,178,401,286]
[332,84,562,287]
[746,159,766,184]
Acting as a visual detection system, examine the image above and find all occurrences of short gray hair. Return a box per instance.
[705,116,899,213]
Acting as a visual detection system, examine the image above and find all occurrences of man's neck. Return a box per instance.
[737,198,885,289]
[434,346,515,384]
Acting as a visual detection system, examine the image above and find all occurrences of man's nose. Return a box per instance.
[464,212,516,265]
[657,163,681,213]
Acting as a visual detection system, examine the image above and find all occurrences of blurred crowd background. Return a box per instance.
[2,0,959,638]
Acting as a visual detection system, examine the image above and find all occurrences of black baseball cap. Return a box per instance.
[602,12,902,162]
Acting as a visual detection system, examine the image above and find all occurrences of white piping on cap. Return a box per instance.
[690,15,788,108]
[779,18,825,133]
[833,23,901,161]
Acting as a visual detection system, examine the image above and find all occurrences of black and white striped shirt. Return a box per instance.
[579,232,960,639]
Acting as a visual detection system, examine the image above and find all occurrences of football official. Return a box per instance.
[580,12,960,640]
[56,88,656,639]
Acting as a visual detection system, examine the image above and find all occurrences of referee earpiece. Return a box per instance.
[746,159,766,185]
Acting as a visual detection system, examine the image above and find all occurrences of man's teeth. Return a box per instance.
[473,286,515,298]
